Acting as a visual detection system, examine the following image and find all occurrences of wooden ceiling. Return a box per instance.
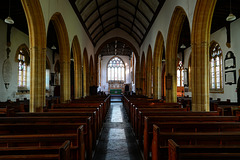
[69,0,166,46]
[0,0,239,53]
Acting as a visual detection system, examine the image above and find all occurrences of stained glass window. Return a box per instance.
[108,57,125,81]
[177,61,184,87]
[210,42,223,91]
[18,50,27,87]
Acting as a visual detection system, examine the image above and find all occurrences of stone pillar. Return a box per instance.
[135,57,140,95]
[30,47,46,112]
[191,42,210,111]
[60,59,70,103]
[166,58,177,103]
[191,0,216,111]
[74,58,81,99]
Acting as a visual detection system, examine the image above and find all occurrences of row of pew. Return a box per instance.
[123,95,240,160]
[0,95,111,160]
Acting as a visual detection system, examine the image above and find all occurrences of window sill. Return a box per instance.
[210,89,224,93]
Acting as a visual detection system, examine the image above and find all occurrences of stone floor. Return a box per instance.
[93,96,143,160]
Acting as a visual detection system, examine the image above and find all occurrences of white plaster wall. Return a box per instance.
[208,19,240,102]
[183,18,240,102]
[39,0,94,62]
[100,56,131,93]
[140,0,197,59]
[0,20,29,101]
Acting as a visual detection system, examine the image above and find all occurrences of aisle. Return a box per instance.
[93,97,143,160]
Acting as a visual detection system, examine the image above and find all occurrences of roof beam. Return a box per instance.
[79,0,94,14]
[118,15,144,36]
[90,13,144,37]
[88,7,116,31]
[131,0,140,33]
[119,7,147,30]
[93,21,141,44]
[95,0,105,34]
[142,0,155,13]
[90,15,116,36]
[124,0,150,23]
[84,1,111,23]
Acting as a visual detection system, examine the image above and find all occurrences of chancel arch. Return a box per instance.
[96,38,139,94]
[153,31,164,99]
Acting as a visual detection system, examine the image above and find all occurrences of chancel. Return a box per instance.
[0,0,240,160]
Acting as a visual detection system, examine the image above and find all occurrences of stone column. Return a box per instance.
[60,59,70,103]
[165,58,177,103]
[30,47,46,112]
[191,42,210,111]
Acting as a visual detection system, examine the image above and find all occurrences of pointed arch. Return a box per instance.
[191,0,216,111]
[166,6,188,103]
[141,52,146,95]
[71,36,82,99]
[50,12,70,103]
[146,45,153,98]
[21,0,46,112]
[96,37,140,92]
[153,31,164,99]
[83,48,89,97]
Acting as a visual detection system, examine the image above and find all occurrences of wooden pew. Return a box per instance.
[122,95,161,116]
[0,125,84,160]
[51,103,104,128]
[152,123,240,160]
[0,116,91,160]
[143,116,239,160]
[130,102,183,127]
[8,111,99,150]
[71,94,111,117]
[0,140,71,160]
[168,139,240,160]
[135,111,219,139]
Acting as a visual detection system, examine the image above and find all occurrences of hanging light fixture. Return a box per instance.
[51,45,57,50]
[226,0,236,22]
[5,0,14,24]
[180,44,186,49]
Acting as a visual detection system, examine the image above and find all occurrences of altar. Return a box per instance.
[108,80,124,94]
